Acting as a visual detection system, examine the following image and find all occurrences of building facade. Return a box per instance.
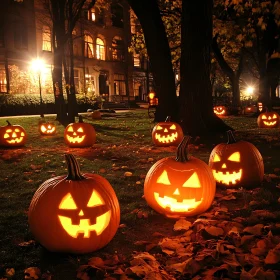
[0,0,150,102]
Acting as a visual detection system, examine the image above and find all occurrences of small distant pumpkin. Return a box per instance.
[64,115,96,148]
[38,117,56,136]
[144,136,216,218]
[152,116,184,147]
[91,110,102,119]
[208,130,264,188]
[213,106,227,116]
[0,120,27,147]
[28,154,120,254]
[257,110,280,128]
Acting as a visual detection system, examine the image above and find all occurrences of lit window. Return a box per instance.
[84,34,94,58]
[88,8,95,21]
[96,38,105,60]
[112,36,124,61]
[114,73,126,95]
[133,53,140,67]
[0,65,7,92]
[42,26,51,51]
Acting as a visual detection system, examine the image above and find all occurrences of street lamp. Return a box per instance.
[31,58,45,117]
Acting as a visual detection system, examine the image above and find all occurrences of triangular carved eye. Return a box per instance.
[213,154,221,162]
[67,126,74,132]
[228,152,240,162]
[156,125,163,130]
[182,172,200,188]
[77,127,84,133]
[273,114,277,119]
[156,170,171,185]
[59,193,77,209]
[87,191,104,207]
[170,124,176,130]
[261,115,267,119]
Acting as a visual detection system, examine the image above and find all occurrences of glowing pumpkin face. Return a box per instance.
[28,154,120,254]
[257,111,280,128]
[39,122,56,136]
[58,191,111,238]
[144,137,216,218]
[64,116,96,148]
[213,106,226,116]
[209,131,264,188]
[0,120,26,147]
[152,116,184,147]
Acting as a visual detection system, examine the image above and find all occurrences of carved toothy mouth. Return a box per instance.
[154,192,202,212]
[155,132,178,143]
[212,169,242,185]
[6,137,24,144]
[263,121,277,126]
[215,111,225,115]
[58,210,111,238]
[66,135,85,143]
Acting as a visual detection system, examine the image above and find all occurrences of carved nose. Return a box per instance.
[164,128,168,132]
[222,164,227,169]
[173,188,180,195]
[78,210,84,216]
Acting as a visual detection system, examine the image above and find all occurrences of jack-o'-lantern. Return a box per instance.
[28,154,120,254]
[257,111,280,128]
[64,115,96,147]
[244,105,257,114]
[208,130,264,188]
[38,117,56,136]
[91,110,102,119]
[213,106,227,116]
[144,136,216,218]
[152,116,184,147]
[0,120,27,147]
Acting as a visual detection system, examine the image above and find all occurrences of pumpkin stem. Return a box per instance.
[227,130,237,144]
[175,136,191,162]
[165,116,171,122]
[78,115,84,123]
[6,120,11,126]
[65,154,85,180]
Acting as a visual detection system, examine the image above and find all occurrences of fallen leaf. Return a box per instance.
[24,267,41,280]
[173,219,192,231]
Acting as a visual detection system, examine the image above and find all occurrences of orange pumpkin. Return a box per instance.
[257,111,280,128]
[152,116,184,147]
[64,116,96,147]
[144,136,216,218]
[28,154,120,254]
[208,130,264,188]
[0,120,27,147]
[39,117,56,136]
[213,106,227,116]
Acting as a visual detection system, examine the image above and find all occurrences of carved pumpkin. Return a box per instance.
[91,110,102,119]
[28,154,120,254]
[257,111,280,128]
[64,116,96,147]
[152,116,184,147]
[208,130,264,188]
[38,117,56,136]
[144,136,216,218]
[213,106,227,116]
[0,120,27,147]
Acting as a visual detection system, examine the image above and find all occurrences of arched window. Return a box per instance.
[96,38,105,60]
[84,34,94,58]
[42,26,51,51]
[112,36,124,61]
[111,3,124,28]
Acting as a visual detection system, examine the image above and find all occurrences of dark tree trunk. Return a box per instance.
[127,0,178,122]
[212,34,243,109]
[179,0,231,137]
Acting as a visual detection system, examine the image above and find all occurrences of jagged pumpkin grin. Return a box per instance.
[155,132,178,143]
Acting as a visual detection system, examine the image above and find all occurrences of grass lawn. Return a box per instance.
[0,109,280,279]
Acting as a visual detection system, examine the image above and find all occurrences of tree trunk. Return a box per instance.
[179,0,231,138]
[127,0,178,121]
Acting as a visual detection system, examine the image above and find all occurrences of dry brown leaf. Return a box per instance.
[243,224,264,235]
[265,244,280,264]
[204,225,224,237]
[24,267,41,280]
[124,171,133,177]
[88,257,104,267]
[173,219,192,231]
[5,268,15,278]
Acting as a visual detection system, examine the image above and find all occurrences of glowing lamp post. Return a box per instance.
[31,59,45,117]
